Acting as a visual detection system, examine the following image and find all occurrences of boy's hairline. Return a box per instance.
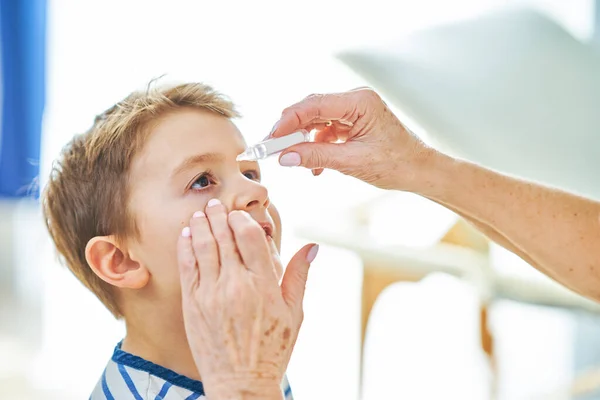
[44,82,240,318]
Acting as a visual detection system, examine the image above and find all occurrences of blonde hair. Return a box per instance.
[42,83,239,317]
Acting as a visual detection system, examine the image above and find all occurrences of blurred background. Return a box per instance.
[1,0,600,399]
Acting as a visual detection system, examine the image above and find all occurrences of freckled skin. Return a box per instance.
[264,320,279,337]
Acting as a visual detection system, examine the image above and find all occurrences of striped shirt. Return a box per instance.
[90,342,293,399]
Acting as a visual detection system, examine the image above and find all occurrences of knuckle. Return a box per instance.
[280,106,303,126]
[281,104,300,117]
[192,235,212,250]
[304,93,322,101]
[214,229,232,243]
[366,89,383,103]
[296,310,305,326]
[281,105,293,116]
[180,256,196,270]
[308,150,327,168]
[363,88,380,101]
[282,93,325,120]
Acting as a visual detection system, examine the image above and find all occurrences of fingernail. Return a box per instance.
[207,198,221,207]
[269,120,280,135]
[279,152,301,167]
[306,244,319,263]
[311,169,318,177]
[181,227,191,237]
[193,211,205,218]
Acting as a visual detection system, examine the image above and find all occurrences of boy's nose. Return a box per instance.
[232,179,269,212]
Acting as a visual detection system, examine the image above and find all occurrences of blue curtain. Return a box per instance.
[0,0,46,198]
[595,0,600,45]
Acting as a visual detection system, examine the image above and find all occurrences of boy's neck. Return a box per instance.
[120,308,201,382]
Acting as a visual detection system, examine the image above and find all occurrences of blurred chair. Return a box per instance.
[296,194,600,398]
[298,7,600,398]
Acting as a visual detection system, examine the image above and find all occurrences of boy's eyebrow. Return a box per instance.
[172,153,225,177]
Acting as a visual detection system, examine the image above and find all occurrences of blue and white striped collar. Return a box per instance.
[112,341,205,396]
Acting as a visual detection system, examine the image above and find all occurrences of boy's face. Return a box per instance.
[126,109,283,302]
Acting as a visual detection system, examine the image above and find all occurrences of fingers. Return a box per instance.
[177,227,200,295]
[278,141,344,170]
[204,198,241,269]
[280,244,319,317]
[187,200,278,285]
[189,210,220,285]
[273,89,379,171]
[270,88,375,139]
[270,93,355,138]
[228,210,274,278]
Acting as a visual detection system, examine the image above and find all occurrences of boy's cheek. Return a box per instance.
[268,204,283,250]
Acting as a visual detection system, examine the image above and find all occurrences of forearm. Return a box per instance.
[427,196,588,295]
[414,151,600,301]
[426,196,540,267]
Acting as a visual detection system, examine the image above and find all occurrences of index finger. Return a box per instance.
[177,227,199,296]
[190,211,220,285]
[270,88,372,139]
[228,210,274,279]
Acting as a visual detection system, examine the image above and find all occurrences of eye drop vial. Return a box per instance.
[236,130,311,162]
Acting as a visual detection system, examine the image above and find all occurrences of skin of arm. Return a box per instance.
[414,151,600,301]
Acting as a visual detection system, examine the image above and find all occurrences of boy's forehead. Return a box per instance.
[132,109,246,175]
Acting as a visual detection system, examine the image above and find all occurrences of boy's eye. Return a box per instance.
[191,172,215,190]
[243,170,260,181]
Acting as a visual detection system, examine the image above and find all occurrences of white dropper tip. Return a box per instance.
[236,148,255,162]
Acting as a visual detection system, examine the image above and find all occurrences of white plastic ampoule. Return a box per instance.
[236,130,311,162]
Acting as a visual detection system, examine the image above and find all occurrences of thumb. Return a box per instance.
[279,143,345,170]
[281,244,319,314]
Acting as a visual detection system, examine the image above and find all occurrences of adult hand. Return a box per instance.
[177,199,319,400]
[270,88,436,191]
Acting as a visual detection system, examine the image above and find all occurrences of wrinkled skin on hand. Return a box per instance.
[177,200,317,399]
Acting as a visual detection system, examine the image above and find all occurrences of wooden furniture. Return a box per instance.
[295,193,600,398]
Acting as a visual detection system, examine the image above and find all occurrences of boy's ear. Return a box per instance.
[85,236,149,289]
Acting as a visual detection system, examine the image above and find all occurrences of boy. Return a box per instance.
[42,83,293,399]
